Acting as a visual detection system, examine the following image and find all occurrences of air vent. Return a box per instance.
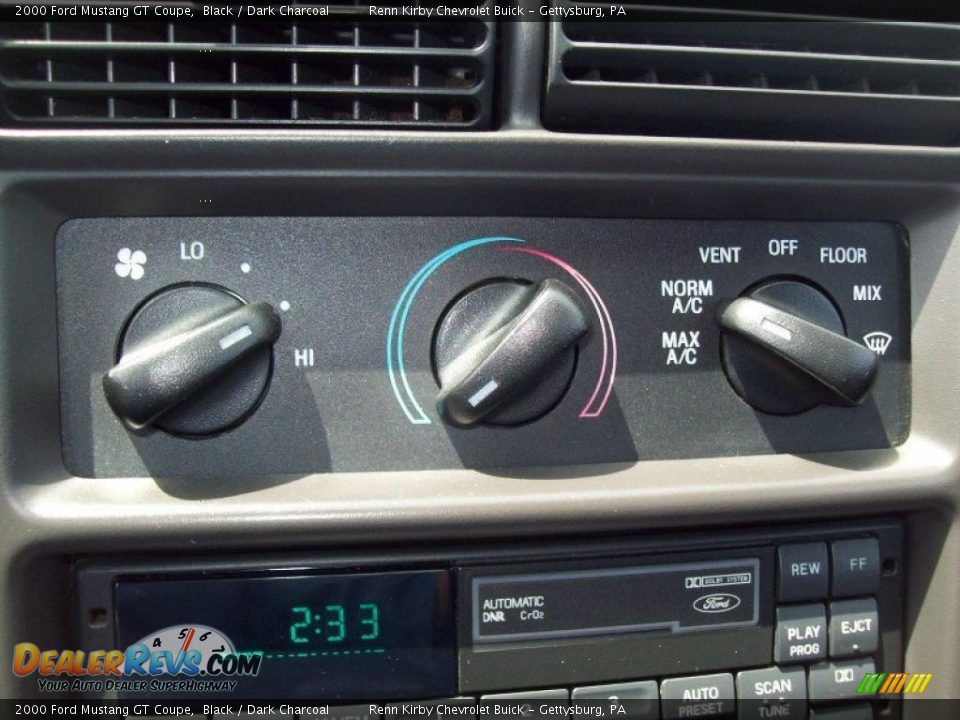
[543,2,960,144]
[0,5,495,129]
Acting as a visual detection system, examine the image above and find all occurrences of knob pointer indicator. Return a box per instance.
[718,279,879,414]
[434,279,590,426]
[104,284,281,435]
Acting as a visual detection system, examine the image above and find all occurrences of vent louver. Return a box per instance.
[0,4,495,129]
[544,2,960,145]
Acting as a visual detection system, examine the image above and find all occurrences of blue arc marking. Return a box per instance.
[387,236,524,424]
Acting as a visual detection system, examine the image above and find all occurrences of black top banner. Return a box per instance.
[4,699,960,716]
[0,1,959,23]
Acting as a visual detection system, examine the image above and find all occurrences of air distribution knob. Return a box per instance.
[718,279,879,415]
[103,284,281,436]
[433,278,590,426]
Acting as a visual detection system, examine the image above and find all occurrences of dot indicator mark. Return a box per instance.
[280,301,291,312]
[240,262,251,274]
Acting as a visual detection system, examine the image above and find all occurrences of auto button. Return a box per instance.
[660,673,735,720]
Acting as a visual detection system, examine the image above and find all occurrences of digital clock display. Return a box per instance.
[115,569,455,700]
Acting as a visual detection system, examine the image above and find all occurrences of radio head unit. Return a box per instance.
[74,519,903,710]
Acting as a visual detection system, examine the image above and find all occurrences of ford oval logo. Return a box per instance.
[693,593,741,614]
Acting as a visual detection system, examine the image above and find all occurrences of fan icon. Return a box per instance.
[115,247,146,280]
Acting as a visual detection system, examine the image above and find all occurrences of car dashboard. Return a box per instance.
[0,5,959,720]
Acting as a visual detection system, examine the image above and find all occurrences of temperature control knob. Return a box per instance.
[103,284,281,436]
[433,279,590,426]
[718,279,879,415]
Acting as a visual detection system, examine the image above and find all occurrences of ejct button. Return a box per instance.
[829,598,879,658]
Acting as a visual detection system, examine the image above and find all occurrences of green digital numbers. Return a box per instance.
[287,603,380,646]
[325,604,346,642]
[359,603,380,640]
[289,606,311,645]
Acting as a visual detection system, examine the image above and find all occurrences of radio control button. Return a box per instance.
[778,543,829,602]
[301,708,378,720]
[831,539,880,597]
[808,658,876,703]
[660,673,734,720]
[829,598,879,658]
[481,689,569,700]
[481,689,568,718]
[775,604,827,664]
[736,666,807,720]
[809,704,874,720]
[572,681,659,720]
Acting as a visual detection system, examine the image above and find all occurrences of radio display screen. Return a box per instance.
[114,569,456,700]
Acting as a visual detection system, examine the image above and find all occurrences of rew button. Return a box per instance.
[778,542,829,602]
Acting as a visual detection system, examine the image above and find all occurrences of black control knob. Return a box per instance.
[433,279,590,426]
[103,284,281,436]
[718,279,879,415]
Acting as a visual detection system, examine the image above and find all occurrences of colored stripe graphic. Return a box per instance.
[893,673,909,693]
[880,674,899,693]
[386,237,524,424]
[863,672,934,695]
[500,247,618,418]
[858,673,884,694]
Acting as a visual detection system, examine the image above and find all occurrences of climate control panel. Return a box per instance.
[56,218,909,478]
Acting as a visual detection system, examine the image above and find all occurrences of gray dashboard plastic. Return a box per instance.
[0,23,957,713]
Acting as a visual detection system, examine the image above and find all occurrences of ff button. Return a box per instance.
[831,539,880,597]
